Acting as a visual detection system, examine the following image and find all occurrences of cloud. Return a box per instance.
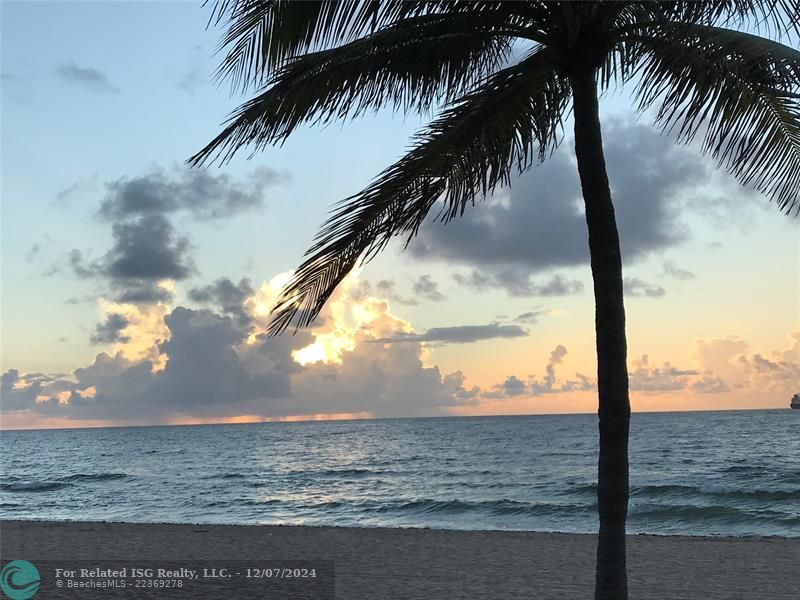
[97,167,288,221]
[54,175,99,206]
[374,280,417,306]
[629,355,698,392]
[90,313,131,345]
[175,45,208,95]
[0,275,480,423]
[56,62,119,93]
[68,215,193,304]
[485,345,595,398]
[375,323,528,345]
[188,278,255,326]
[1,369,43,411]
[24,243,41,264]
[105,216,193,281]
[690,373,731,393]
[694,336,750,380]
[531,345,569,394]
[454,271,583,297]
[486,375,528,398]
[114,284,174,305]
[624,277,666,298]
[410,120,704,276]
[513,310,545,324]
[178,66,206,95]
[57,167,285,306]
[412,275,445,302]
[735,330,800,390]
[352,279,431,307]
[662,261,695,280]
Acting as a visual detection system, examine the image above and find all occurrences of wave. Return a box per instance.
[369,498,593,518]
[1,473,129,492]
[201,472,249,480]
[286,468,379,478]
[629,502,800,525]
[60,473,128,482]
[632,483,799,502]
[1,481,71,493]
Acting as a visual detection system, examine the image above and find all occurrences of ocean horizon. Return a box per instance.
[2,409,798,537]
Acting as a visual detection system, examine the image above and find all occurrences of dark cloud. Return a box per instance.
[68,215,193,303]
[97,168,288,221]
[662,261,695,280]
[188,278,255,326]
[485,375,528,398]
[90,313,131,345]
[0,370,75,413]
[67,249,96,279]
[58,167,283,306]
[411,121,704,275]
[113,284,173,305]
[1,369,42,411]
[454,270,583,297]
[56,62,119,93]
[513,310,545,324]
[375,323,528,345]
[624,277,666,298]
[105,216,193,280]
[411,275,445,302]
[147,308,292,412]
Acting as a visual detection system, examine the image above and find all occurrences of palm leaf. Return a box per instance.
[267,49,569,334]
[207,0,535,93]
[189,12,516,166]
[645,1,800,37]
[629,23,800,214]
[209,0,411,92]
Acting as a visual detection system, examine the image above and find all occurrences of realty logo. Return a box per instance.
[0,561,40,600]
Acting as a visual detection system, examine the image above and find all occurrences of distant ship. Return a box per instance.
[792,394,800,409]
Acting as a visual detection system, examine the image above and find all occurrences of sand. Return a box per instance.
[1,521,797,599]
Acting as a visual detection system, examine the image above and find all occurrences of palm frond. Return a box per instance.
[207,0,532,93]
[209,0,427,92]
[189,12,516,167]
[629,24,800,214]
[651,1,800,37]
[267,49,569,334]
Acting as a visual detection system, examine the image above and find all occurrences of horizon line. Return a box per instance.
[0,406,790,433]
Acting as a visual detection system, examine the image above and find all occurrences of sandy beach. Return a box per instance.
[1,520,797,599]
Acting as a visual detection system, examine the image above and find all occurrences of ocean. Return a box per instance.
[1,410,797,537]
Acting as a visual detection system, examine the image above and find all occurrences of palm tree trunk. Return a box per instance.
[569,69,631,600]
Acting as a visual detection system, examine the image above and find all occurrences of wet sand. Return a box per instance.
[1,521,797,599]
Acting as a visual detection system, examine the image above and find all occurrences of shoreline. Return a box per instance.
[1,518,798,541]
[2,520,797,599]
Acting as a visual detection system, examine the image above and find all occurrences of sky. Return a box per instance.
[1,2,798,430]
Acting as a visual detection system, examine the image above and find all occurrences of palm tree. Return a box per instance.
[190,2,800,598]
